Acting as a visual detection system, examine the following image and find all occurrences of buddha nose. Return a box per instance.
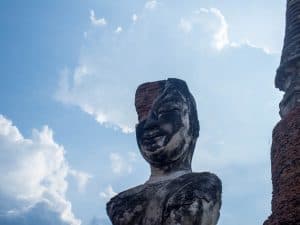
[144,113,159,130]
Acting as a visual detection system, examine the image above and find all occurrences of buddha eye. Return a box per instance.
[157,108,180,119]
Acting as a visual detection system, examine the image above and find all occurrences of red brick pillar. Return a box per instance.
[264,108,300,225]
[264,1,300,223]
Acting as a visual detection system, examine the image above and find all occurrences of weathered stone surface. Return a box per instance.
[276,0,300,90]
[264,107,300,225]
[276,0,300,117]
[107,78,222,225]
[107,172,221,225]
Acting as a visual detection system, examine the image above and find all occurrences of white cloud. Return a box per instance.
[198,8,276,53]
[99,185,117,200]
[132,14,138,22]
[0,201,73,225]
[0,115,81,225]
[178,18,192,33]
[230,39,274,55]
[69,169,92,193]
[56,67,136,133]
[109,152,137,175]
[198,8,209,13]
[197,8,229,50]
[90,10,107,26]
[74,65,89,85]
[209,8,230,50]
[56,3,279,135]
[128,151,138,162]
[145,0,157,10]
[0,115,23,142]
[115,26,123,34]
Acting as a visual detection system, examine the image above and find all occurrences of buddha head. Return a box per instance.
[135,78,199,170]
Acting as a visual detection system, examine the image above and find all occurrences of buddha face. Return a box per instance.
[136,89,192,167]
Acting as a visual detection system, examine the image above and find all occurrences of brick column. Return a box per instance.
[264,0,300,224]
[264,108,300,225]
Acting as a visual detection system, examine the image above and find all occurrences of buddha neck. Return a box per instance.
[146,165,192,184]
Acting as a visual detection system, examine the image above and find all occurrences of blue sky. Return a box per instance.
[0,0,286,225]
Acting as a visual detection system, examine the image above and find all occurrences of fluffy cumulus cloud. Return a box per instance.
[132,14,138,22]
[99,185,117,200]
[114,26,123,34]
[144,0,157,10]
[69,169,92,193]
[202,8,230,50]
[0,202,70,225]
[178,18,192,33]
[109,152,138,175]
[178,7,231,50]
[90,9,106,26]
[55,2,283,224]
[0,115,90,225]
[57,5,227,132]
[56,3,278,133]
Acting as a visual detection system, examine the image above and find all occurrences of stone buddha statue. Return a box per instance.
[107,78,222,225]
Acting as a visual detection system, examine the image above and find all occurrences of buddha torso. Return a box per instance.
[107,172,221,225]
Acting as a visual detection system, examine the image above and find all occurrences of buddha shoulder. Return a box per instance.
[106,184,145,216]
[165,172,222,205]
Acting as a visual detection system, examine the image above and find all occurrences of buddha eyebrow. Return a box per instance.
[152,90,187,110]
[158,102,180,109]
[155,95,186,107]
